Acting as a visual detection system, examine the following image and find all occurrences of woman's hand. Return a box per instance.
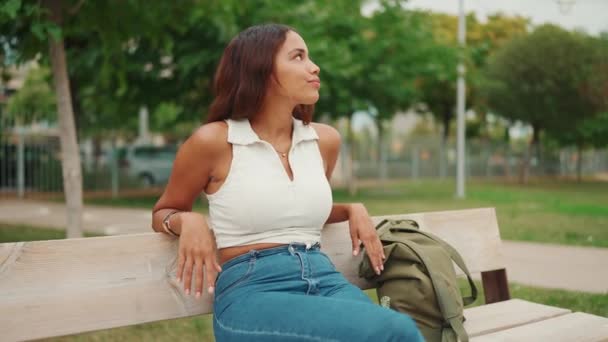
[175,212,222,299]
[348,203,385,275]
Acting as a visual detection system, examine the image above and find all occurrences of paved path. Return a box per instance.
[1,199,607,294]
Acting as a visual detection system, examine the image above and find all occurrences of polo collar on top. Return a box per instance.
[227,117,319,146]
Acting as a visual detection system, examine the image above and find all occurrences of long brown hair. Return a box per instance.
[206,23,314,124]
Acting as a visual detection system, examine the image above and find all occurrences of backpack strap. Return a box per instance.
[446,316,469,342]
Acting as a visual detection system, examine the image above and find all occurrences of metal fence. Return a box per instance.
[0,129,144,199]
[349,140,608,181]
[1,130,62,198]
[1,129,607,200]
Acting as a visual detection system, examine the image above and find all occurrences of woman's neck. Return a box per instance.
[250,97,295,143]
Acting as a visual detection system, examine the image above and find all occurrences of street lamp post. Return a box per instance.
[456,0,466,198]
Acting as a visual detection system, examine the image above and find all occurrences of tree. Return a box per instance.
[1,0,186,237]
[467,14,529,138]
[415,12,528,178]
[483,24,597,183]
[414,12,458,150]
[545,34,608,180]
[363,4,433,180]
[45,0,83,238]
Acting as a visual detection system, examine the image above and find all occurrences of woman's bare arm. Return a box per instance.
[151,122,227,234]
[312,122,359,224]
[313,122,384,271]
[151,121,228,298]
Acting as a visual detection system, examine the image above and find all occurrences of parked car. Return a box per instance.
[117,145,177,187]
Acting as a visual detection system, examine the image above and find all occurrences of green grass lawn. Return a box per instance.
[85,179,608,248]
[0,223,102,242]
[332,179,608,248]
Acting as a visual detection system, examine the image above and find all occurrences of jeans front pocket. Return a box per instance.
[215,257,256,301]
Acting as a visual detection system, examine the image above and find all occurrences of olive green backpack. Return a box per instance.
[359,219,478,342]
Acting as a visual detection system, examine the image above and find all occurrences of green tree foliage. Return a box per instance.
[467,14,529,135]
[413,12,528,178]
[485,25,595,135]
[417,12,529,143]
[1,0,194,137]
[3,0,439,138]
[6,65,56,124]
[483,24,605,181]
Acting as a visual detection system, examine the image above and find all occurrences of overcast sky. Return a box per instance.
[366,0,608,35]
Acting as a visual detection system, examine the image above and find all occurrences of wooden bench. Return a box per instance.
[1,208,607,341]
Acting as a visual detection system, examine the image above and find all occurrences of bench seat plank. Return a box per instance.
[472,312,608,341]
[463,299,571,337]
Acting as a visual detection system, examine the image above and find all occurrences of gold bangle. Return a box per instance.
[162,210,181,237]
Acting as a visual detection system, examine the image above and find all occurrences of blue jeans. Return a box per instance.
[213,243,424,341]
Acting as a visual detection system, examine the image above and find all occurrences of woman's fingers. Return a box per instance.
[181,251,222,299]
[362,236,385,275]
[176,252,186,282]
[194,257,204,298]
[182,256,193,295]
[204,259,220,295]
[350,230,360,256]
[174,219,220,298]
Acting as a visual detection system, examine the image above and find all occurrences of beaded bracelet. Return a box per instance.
[162,210,181,237]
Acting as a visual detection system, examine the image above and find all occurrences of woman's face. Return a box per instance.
[270,31,321,105]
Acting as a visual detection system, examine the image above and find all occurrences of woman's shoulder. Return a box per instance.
[193,120,228,139]
[184,120,230,157]
[310,122,341,147]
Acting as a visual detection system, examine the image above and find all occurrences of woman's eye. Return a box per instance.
[295,54,303,61]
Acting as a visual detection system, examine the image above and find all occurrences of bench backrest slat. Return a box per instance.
[0,207,504,341]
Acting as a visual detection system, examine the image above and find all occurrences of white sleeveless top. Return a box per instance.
[204,117,333,248]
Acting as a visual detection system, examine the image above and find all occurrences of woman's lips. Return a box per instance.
[308,80,321,88]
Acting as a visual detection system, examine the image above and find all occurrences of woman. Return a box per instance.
[152,23,422,341]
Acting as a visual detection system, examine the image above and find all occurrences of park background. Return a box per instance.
[0,0,607,340]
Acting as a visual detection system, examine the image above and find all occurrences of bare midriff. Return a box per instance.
[218,242,287,266]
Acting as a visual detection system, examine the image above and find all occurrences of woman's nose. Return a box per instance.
[309,61,320,75]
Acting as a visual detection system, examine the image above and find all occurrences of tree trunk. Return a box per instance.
[518,145,530,185]
[70,76,82,140]
[44,0,83,238]
[478,109,488,140]
[439,125,448,179]
[376,118,388,181]
[576,144,583,183]
[93,135,102,170]
[439,109,451,179]
[519,124,540,184]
